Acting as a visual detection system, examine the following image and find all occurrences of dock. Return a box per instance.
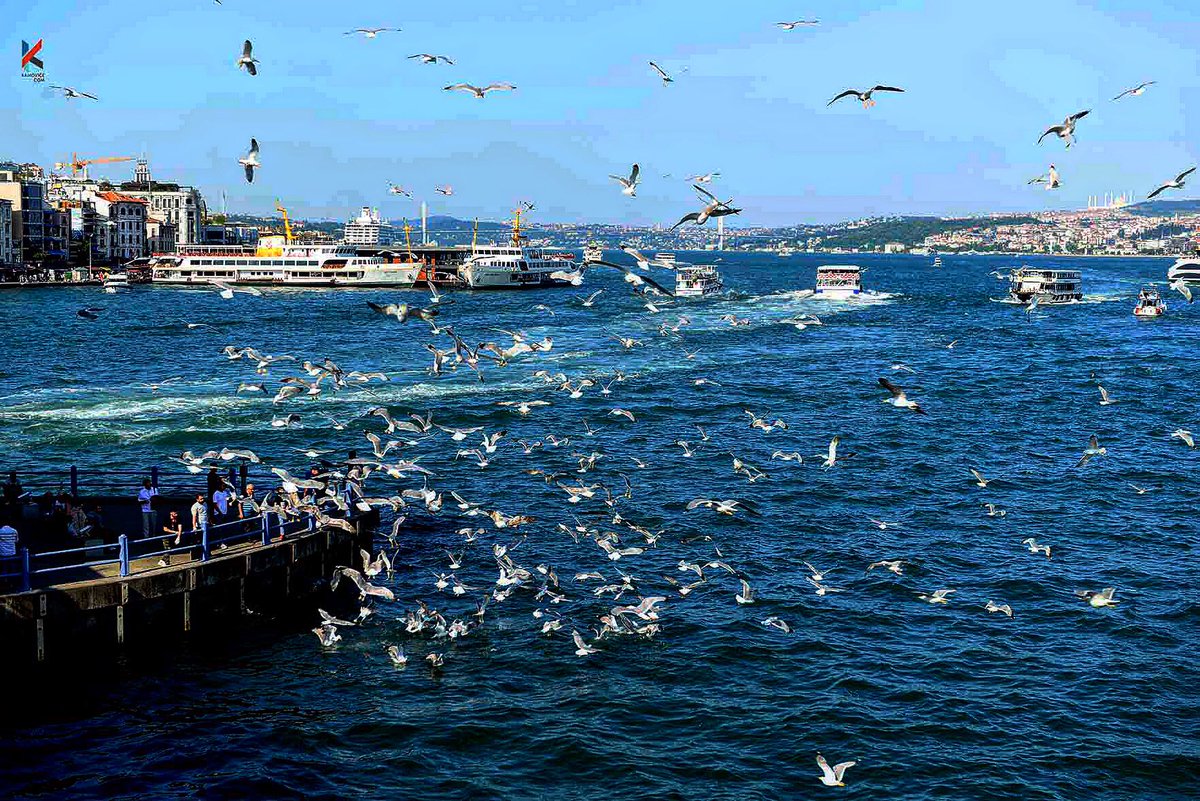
[0,465,378,667]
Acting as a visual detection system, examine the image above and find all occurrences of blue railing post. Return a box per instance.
[70,465,79,497]
[201,522,210,561]
[20,547,31,592]
[261,513,270,545]
[150,466,159,489]
[118,534,130,577]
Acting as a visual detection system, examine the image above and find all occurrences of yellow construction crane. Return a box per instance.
[53,153,134,180]
[274,200,292,245]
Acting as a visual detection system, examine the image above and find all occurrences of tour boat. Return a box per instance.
[674,263,723,297]
[1133,287,1165,318]
[458,209,581,289]
[102,272,129,291]
[813,265,864,299]
[582,243,603,263]
[1007,267,1083,305]
[932,254,943,269]
[149,242,422,287]
[654,252,677,267]
[1166,256,1200,284]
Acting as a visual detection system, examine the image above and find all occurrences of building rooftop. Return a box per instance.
[98,191,148,205]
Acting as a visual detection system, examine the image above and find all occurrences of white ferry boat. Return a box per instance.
[1007,267,1082,305]
[1166,256,1200,284]
[1133,287,1165,318]
[459,211,580,289]
[150,241,421,287]
[813,265,864,299]
[102,272,129,291]
[932,254,943,269]
[674,263,723,297]
[654,252,677,268]
[582,243,603,263]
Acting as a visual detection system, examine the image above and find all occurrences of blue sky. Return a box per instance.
[3,0,1199,225]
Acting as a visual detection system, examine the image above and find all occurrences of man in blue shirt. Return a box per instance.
[138,479,158,538]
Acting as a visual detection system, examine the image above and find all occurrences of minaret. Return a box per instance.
[717,216,725,251]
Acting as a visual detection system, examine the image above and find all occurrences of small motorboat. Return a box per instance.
[1133,287,1165,318]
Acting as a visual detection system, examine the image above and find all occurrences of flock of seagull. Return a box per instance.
[140,240,1197,788]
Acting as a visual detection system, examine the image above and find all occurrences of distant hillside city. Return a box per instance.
[1,158,1197,279]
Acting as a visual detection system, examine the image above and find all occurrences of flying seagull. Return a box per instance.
[816,754,855,787]
[388,183,412,197]
[435,185,454,195]
[239,138,260,183]
[670,184,741,230]
[1038,110,1090,148]
[828,85,904,108]
[1169,278,1192,303]
[610,164,640,197]
[1112,81,1155,101]
[237,40,258,75]
[1074,434,1107,467]
[688,172,720,183]
[1028,164,1061,190]
[345,27,401,38]
[443,83,516,98]
[877,377,926,414]
[49,85,98,100]
[1147,167,1196,199]
[409,53,454,64]
[777,20,819,29]
[649,61,673,86]
[1075,587,1119,608]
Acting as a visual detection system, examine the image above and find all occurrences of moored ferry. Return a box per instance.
[149,241,422,287]
[1166,256,1200,284]
[674,263,723,297]
[1133,287,1165,318]
[813,265,864,299]
[458,209,581,289]
[1007,267,1082,305]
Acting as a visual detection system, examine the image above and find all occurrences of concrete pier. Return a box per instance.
[0,520,373,668]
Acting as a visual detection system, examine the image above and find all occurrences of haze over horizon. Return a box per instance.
[5,0,1198,226]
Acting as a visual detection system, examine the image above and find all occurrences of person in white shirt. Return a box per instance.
[190,493,207,532]
[138,479,158,538]
[0,524,17,557]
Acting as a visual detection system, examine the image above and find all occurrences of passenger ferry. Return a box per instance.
[102,271,130,291]
[674,263,723,297]
[654,252,677,268]
[1133,287,1165,318]
[582,243,603,263]
[458,210,581,289]
[813,265,864,299]
[932,254,943,269]
[149,240,422,287]
[1007,267,1082,305]
[1166,256,1200,284]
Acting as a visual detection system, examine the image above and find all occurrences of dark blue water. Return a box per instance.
[2,253,1198,799]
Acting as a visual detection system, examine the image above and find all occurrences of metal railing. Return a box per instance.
[0,507,357,593]
[6,465,251,498]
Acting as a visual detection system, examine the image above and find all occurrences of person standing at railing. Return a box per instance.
[190,493,207,533]
[138,479,158,538]
[212,483,232,526]
[0,522,17,558]
[238,484,259,520]
[206,468,222,525]
[158,510,183,568]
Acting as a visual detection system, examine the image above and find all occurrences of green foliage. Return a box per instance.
[820,216,1043,249]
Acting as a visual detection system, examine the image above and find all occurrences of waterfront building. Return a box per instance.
[344,206,392,246]
[93,192,147,261]
[118,159,206,248]
[201,222,259,247]
[0,199,13,265]
[146,216,178,255]
[0,164,47,262]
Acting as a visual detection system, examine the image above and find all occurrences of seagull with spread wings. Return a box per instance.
[1148,167,1196,199]
[610,164,640,197]
[778,20,819,30]
[345,27,401,38]
[443,83,516,98]
[1112,81,1155,101]
[1038,110,1090,148]
[878,377,927,414]
[1028,164,1061,190]
[238,138,260,183]
[236,39,258,75]
[409,53,454,64]
[49,85,98,100]
[649,61,673,86]
[670,184,741,230]
[828,85,905,108]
